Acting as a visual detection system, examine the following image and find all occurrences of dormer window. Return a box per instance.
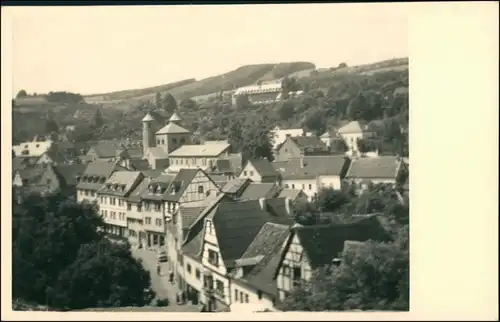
[155,186,162,194]
[149,184,154,193]
[106,184,112,189]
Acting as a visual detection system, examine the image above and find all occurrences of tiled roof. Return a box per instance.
[142,112,155,122]
[345,156,401,179]
[207,174,228,188]
[162,169,199,202]
[128,158,150,171]
[155,122,190,135]
[53,164,86,186]
[289,136,329,154]
[238,223,290,297]
[277,155,350,180]
[239,183,279,200]
[98,171,143,197]
[76,161,126,191]
[17,166,45,184]
[277,189,304,200]
[179,206,206,229]
[169,112,182,122]
[272,128,311,149]
[89,142,125,158]
[147,147,169,159]
[126,147,144,159]
[141,169,164,179]
[247,159,279,178]
[168,143,230,157]
[141,174,176,201]
[126,177,150,203]
[215,153,243,174]
[222,178,251,195]
[210,199,293,265]
[295,215,392,269]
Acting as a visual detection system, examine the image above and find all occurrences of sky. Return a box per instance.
[8,3,408,96]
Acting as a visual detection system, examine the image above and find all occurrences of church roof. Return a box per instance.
[155,122,190,135]
[169,112,182,122]
[142,113,155,122]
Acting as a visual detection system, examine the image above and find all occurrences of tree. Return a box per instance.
[90,108,104,128]
[303,108,327,136]
[278,238,409,311]
[16,89,28,98]
[278,100,295,120]
[281,76,301,100]
[180,98,198,110]
[338,62,348,69]
[315,187,352,213]
[162,93,178,113]
[227,115,274,162]
[155,92,162,110]
[12,191,154,310]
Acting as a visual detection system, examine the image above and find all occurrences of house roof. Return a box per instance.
[293,215,392,269]
[289,136,329,154]
[222,178,251,195]
[179,206,206,229]
[155,122,190,135]
[98,171,143,197]
[277,188,304,200]
[210,199,293,265]
[168,143,230,157]
[238,223,290,297]
[215,153,243,174]
[53,164,86,186]
[338,121,368,134]
[271,128,311,150]
[142,112,155,122]
[169,112,182,122]
[345,156,401,179]
[17,166,45,184]
[207,174,228,188]
[162,168,200,202]
[76,161,127,190]
[141,174,176,201]
[141,168,164,179]
[89,142,125,159]
[247,159,279,178]
[126,147,144,159]
[276,155,349,180]
[146,147,169,159]
[239,183,278,200]
[126,177,151,203]
[128,158,150,171]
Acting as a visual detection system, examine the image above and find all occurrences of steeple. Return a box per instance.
[169,112,182,123]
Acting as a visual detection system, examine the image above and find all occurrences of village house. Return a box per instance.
[337,120,375,153]
[277,188,308,204]
[238,159,280,184]
[208,153,243,181]
[12,136,53,158]
[35,163,86,196]
[154,112,192,154]
[344,155,404,192]
[12,166,46,196]
[166,142,231,173]
[98,171,144,238]
[237,182,281,201]
[76,161,127,203]
[197,198,293,312]
[275,135,330,162]
[273,155,350,201]
[228,222,290,312]
[275,215,391,302]
[270,126,313,154]
[124,176,151,248]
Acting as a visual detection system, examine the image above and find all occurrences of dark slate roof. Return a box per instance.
[248,159,279,178]
[276,155,350,180]
[126,177,150,203]
[210,199,293,265]
[141,169,164,179]
[76,161,127,191]
[277,189,304,200]
[162,169,200,202]
[345,156,401,179]
[126,147,144,159]
[239,183,279,200]
[238,223,290,297]
[141,174,176,201]
[18,166,45,184]
[180,206,206,229]
[290,136,329,154]
[216,153,243,174]
[222,178,251,195]
[89,142,124,158]
[294,215,392,269]
[208,174,228,188]
[98,171,143,197]
[128,158,150,171]
[53,164,86,186]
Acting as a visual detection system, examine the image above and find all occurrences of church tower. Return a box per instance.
[142,112,155,157]
[155,112,191,154]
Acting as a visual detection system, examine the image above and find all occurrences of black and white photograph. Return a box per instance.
[2,2,497,319]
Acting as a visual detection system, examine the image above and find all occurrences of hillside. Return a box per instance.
[82,62,316,107]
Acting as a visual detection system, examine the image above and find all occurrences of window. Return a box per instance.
[155,218,162,226]
[243,171,247,176]
[208,249,219,267]
[282,264,291,276]
[180,159,183,164]
[186,263,192,274]
[309,184,312,190]
[291,184,295,189]
[293,266,302,284]
[36,144,40,148]
[302,184,305,189]
[46,178,52,185]
[155,203,162,211]
[172,138,177,144]
[285,184,289,188]
[137,204,142,212]
[249,171,254,176]
[235,290,239,301]
[258,290,263,300]
[100,196,104,203]
[84,190,89,196]
[215,280,224,296]
[127,203,131,211]
[195,269,201,280]
[180,138,185,144]
[198,185,204,194]
[245,294,249,303]
[145,217,151,225]
[239,291,244,303]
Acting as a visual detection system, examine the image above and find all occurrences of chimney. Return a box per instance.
[284,197,292,216]
[300,158,306,168]
[258,197,266,211]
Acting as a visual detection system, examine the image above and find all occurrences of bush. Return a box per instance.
[156,298,169,307]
